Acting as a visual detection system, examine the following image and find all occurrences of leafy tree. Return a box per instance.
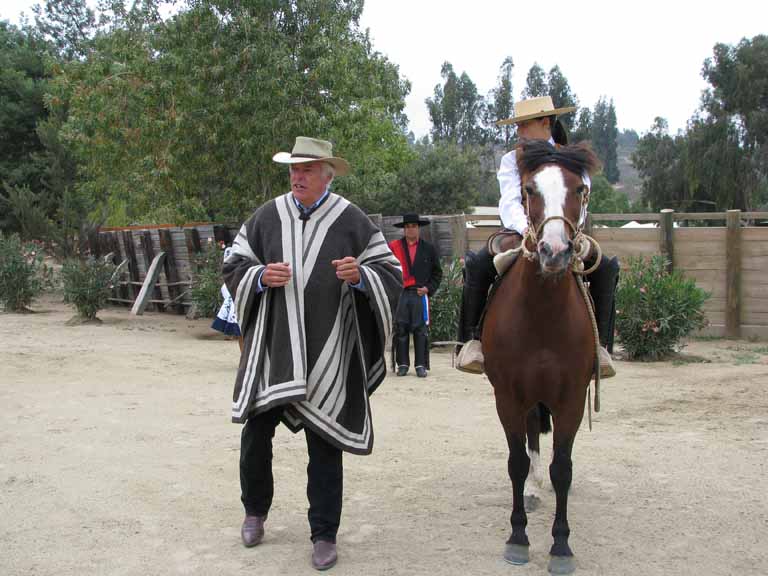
[522,62,547,98]
[485,56,514,148]
[632,118,688,211]
[588,173,630,214]
[0,21,50,230]
[386,139,486,215]
[632,36,768,212]
[426,61,485,146]
[571,107,592,143]
[591,97,620,183]
[46,0,412,225]
[32,0,96,60]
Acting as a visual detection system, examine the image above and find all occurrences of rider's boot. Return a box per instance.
[456,249,495,374]
[588,255,620,379]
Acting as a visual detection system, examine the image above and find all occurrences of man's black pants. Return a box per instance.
[240,407,343,543]
[394,288,428,369]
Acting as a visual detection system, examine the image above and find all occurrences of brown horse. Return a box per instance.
[482,140,601,574]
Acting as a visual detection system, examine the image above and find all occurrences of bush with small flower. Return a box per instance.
[0,233,51,312]
[615,255,709,360]
[61,257,117,321]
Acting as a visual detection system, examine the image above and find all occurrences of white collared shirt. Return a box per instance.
[497,138,591,233]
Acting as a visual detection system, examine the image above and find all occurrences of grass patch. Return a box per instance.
[732,352,760,366]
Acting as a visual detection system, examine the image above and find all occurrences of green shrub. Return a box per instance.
[0,233,47,311]
[616,255,709,360]
[190,240,224,318]
[61,257,116,320]
[429,257,463,343]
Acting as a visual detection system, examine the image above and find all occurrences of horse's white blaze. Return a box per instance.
[533,166,568,253]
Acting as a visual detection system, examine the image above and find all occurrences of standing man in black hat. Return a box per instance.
[388,214,443,378]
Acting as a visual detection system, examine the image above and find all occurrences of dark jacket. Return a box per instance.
[388,237,443,296]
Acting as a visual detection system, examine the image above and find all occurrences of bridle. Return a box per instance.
[520,172,601,276]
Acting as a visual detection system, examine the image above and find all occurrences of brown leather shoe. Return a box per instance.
[241,515,265,547]
[311,540,338,571]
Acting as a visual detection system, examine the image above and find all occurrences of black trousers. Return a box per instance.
[240,407,343,543]
[394,289,428,369]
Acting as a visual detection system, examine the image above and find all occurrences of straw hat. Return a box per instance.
[496,96,576,126]
[272,136,351,176]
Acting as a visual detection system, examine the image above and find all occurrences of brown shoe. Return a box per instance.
[311,540,338,571]
[241,515,265,547]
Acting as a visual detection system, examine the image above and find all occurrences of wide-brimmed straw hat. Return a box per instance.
[272,136,351,176]
[393,213,431,228]
[496,96,576,126]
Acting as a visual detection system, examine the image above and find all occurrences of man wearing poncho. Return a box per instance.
[223,137,402,570]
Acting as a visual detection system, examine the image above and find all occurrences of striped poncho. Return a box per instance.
[223,192,402,454]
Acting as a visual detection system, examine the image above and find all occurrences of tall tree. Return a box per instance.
[426,61,485,146]
[485,56,514,148]
[546,65,578,130]
[0,21,52,236]
[571,107,592,143]
[32,0,96,60]
[591,97,620,183]
[522,62,547,98]
[631,117,688,210]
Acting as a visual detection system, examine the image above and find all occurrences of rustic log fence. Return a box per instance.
[93,210,768,338]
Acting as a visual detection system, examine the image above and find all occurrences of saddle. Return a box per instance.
[487,230,524,275]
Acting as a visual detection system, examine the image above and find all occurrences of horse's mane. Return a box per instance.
[516,140,601,179]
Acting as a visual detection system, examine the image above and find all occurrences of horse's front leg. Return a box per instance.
[498,405,530,565]
[548,404,584,575]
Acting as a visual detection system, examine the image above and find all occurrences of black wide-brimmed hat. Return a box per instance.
[393,213,431,228]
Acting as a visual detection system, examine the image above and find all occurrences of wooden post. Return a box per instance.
[122,231,141,302]
[659,209,675,272]
[159,229,184,314]
[131,252,167,316]
[140,231,165,312]
[450,215,468,260]
[725,209,742,338]
[184,228,202,272]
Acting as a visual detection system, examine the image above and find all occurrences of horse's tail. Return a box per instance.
[538,403,552,435]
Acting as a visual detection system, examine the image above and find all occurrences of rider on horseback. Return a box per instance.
[456,96,619,377]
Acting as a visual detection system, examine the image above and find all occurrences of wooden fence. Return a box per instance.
[94,210,768,338]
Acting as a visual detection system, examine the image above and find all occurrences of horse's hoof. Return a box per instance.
[504,543,530,565]
[548,555,576,574]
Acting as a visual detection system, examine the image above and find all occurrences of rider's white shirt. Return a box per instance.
[497,137,591,233]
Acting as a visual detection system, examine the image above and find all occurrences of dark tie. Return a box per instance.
[299,194,330,223]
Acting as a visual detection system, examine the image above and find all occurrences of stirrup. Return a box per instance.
[493,248,520,275]
[596,346,616,379]
[456,340,485,374]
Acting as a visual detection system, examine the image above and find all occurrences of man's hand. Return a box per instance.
[416,286,428,296]
[332,256,360,285]
[262,262,292,288]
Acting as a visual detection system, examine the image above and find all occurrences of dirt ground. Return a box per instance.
[2,295,768,576]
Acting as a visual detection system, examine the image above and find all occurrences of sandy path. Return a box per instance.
[2,295,768,575]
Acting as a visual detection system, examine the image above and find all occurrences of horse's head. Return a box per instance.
[517,140,600,276]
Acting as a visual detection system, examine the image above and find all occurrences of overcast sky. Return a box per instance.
[5,0,766,137]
